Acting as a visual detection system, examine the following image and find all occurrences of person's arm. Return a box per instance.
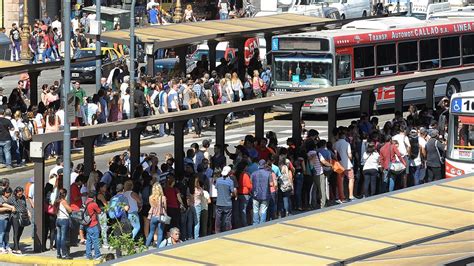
[174,97,180,111]
[245,173,253,192]
[319,154,332,167]
[61,199,72,213]
[131,191,143,209]
[162,197,167,213]
[176,191,185,207]
[93,202,102,214]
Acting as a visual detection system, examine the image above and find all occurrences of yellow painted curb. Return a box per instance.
[0,253,101,265]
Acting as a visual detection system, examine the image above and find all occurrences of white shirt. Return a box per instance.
[56,109,65,127]
[208,176,218,198]
[122,94,131,115]
[49,165,63,178]
[71,18,80,32]
[202,190,210,210]
[86,103,99,125]
[411,136,426,167]
[167,89,178,110]
[120,83,129,96]
[362,152,380,171]
[147,0,158,10]
[150,90,159,106]
[52,20,62,36]
[70,172,79,185]
[334,138,353,170]
[393,133,410,157]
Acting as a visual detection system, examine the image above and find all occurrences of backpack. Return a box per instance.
[21,125,33,141]
[278,170,293,193]
[200,87,211,107]
[409,135,420,160]
[80,202,93,226]
[108,194,126,220]
[154,91,162,108]
[211,83,221,104]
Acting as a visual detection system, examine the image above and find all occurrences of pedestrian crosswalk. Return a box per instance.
[147,123,329,150]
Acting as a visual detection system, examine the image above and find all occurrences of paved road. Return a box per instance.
[0,68,98,98]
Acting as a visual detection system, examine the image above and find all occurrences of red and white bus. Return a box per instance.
[446,90,474,178]
[270,16,474,113]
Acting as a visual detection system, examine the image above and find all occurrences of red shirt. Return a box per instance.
[164,187,179,209]
[237,172,253,195]
[70,183,82,211]
[85,198,101,228]
[257,147,272,161]
[379,142,405,170]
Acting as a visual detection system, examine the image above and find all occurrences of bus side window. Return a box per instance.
[337,54,351,85]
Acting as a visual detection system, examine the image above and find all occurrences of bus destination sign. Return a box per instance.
[335,21,474,47]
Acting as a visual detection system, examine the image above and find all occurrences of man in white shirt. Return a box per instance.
[147,0,158,10]
[71,16,80,33]
[120,76,130,95]
[49,156,64,178]
[392,125,411,186]
[333,128,354,203]
[51,16,62,37]
[167,81,180,134]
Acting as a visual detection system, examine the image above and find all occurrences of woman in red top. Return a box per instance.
[235,162,252,228]
[163,176,184,232]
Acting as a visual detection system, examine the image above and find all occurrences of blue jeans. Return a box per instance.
[237,195,250,227]
[252,199,268,225]
[12,41,20,61]
[0,140,12,166]
[86,225,101,259]
[0,218,11,249]
[128,212,141,239]
[409,165,422,186]
[220,12,229,20]
[281,191,291,215]
[294,172,303,209]
[146,216,164,247]
[56,219,69,257]
[194,204,202,239]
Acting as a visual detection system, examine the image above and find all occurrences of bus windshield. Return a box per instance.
[274,55,333,87]
[448,115,474,161]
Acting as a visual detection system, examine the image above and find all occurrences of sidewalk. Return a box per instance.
[0,112,284,176]
[0,238,106,265]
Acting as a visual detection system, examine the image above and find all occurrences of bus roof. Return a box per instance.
[452,90,474,99]
[276,17,474,47]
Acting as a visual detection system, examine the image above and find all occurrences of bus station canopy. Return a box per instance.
[99,14,334,49]
[0,60,62,78]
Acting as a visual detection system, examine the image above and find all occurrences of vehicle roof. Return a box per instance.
[452,90,474,99]
[276,16,474,38]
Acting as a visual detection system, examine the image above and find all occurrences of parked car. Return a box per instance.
[63,47,124,83]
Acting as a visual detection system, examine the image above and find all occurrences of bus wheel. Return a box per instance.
[362,11,367,17]
[446,80,460,98]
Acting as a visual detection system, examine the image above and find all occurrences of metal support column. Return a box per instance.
[146,54,155,77]
[264,33,273,65]
[95,1,101,92]
[215,114,227,149]
[236,38,246,82]
[177,46,188,76]
[360,90,375,117]
[129,0,137,119]
[28,71,40,105]
[130,126,143,172]
[328,96,338,141]
[425,79,437,110]
[174,120,186,178]
[33,156,45,252]
[394,84,406,114]
[254,108,265,140]
[63,0,72,198]
[82,136,96,177]
[208,40,218,72]
[292,102,304,142]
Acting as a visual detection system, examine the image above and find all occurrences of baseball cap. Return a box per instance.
[258,159,266,167]
[221,166,231,176]
[429,129,439,138]
[116,183,124,192]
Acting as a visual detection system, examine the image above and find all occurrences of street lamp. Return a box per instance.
[173,0,183,23]
[20,0,32,61]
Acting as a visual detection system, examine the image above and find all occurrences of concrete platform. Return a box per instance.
[103,175,474,266]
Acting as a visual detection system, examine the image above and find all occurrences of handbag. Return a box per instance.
[150,196,171,225]
[331,160,345,174]
[389,146,406,173]
[18,212,31,227]
[47,204,57,215]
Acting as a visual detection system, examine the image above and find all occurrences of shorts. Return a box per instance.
[345,169,355,180]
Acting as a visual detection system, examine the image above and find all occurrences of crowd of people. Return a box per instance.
[0,95,450,259]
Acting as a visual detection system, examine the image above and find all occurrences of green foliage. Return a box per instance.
[103,201,147,257]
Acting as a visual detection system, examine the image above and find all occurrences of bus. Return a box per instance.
[446,90,474,178]
[270,16,474,113]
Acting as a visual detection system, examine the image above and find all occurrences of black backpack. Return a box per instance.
[409,135,420,160]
